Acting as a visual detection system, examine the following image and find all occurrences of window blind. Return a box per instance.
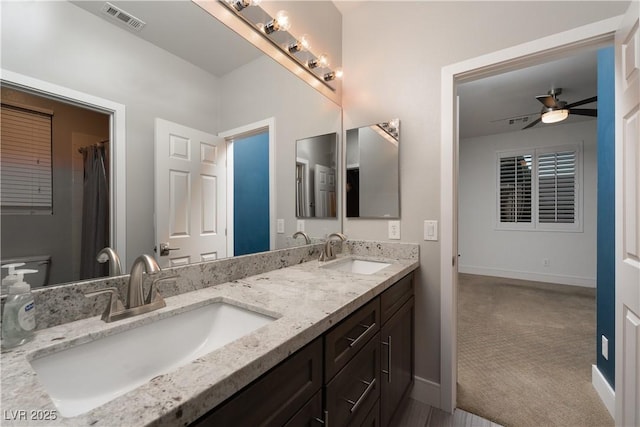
[499,154,532,223]
[537,150,576,223]
[1,104,53,213]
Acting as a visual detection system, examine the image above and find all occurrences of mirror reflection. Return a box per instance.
[295,133,338,218]
[346,120,400,218]
[1,1,342,290]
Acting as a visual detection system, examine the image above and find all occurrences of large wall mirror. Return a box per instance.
[1,0,341,291]
[346,120,400,218]
[296,133,338,218]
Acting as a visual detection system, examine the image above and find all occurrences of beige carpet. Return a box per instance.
[457,274,613,427]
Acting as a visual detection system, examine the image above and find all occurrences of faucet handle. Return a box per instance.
[146,275,178,305]
[85,287,125,322]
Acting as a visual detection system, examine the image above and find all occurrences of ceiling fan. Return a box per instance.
[522,88,597,130]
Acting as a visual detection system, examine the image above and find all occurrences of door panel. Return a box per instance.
[155,119,226,268]
[615,2,640,425]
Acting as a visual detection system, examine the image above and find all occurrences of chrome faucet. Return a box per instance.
[293,231,311,245]
[96,247,122,276]
[85,254,175,323]
[319,232,347,262]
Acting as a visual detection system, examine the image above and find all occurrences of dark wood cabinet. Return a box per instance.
[324,298,380,382]
[190,272,415,427]
[325,332,380,427]
[191,338,322,427]
[380,296,414,426]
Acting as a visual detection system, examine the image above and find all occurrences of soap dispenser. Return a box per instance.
[1,269,36,349]
[1,263,25,294]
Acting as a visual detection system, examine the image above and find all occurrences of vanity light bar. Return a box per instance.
[220,0,341,90]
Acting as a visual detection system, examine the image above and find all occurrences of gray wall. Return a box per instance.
[340,0,629,401]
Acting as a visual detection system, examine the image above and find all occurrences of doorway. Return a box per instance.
[439,18,619,413]
[0,78,125,286]
[220,118,276,257]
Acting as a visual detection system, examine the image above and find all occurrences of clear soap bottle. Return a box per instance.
[1,270,36,349]
[1,263,25,295]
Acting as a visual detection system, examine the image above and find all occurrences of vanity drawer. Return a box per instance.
[380,273,413,324]
[325,332,381,427]
[284,390,323,427]
[191,337,322,427]
[324,298,380,382]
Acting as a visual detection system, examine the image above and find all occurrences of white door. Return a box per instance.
[615,2,640,425]
[154,119,226,268]
[314,164,336,217]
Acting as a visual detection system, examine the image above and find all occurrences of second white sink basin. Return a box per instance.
[29,301,276,418]
[323,259,391,275]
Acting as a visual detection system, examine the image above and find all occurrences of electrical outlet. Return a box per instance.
[296,220,305,232]
[388,221,401,240]
[276,219,284,234]
[543,258,550,267]
[602,335,609,360]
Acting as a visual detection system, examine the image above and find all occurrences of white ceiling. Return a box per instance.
[458,48,599,139]
[72,1,599,140]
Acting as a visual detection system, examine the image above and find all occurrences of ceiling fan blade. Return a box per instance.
[522,117,541,130]
[565,96,597,109]
[569,108,598,117]
[535,94,558,108]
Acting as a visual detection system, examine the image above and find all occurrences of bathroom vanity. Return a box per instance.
[0,241,418,426]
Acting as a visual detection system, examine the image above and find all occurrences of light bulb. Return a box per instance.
[541,109,569,124]
[288,34,311,53]
[334,68,343,79]
[318,53,329,68]
[265,10,291,34]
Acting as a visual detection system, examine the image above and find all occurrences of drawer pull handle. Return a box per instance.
[345,378,376,413]
[382,335,392,383]
[314,409,329,426]
[345,322,376,348]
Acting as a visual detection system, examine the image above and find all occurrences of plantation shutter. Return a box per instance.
[499,154,532,223]
[1,103,53,214]
[537,150,576,223]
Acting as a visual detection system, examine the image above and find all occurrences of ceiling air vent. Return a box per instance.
[101,2,146,32]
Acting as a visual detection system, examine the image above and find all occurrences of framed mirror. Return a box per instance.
[296,133,338,218]
[346,120,400,218]
[1,1,341,291]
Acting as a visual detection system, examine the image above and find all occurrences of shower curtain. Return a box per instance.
[79,144,109,279]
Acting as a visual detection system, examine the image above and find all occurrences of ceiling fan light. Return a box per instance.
[541,108,569,124]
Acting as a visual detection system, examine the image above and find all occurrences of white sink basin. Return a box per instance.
[323,259,391,275]
[29,301,276,418]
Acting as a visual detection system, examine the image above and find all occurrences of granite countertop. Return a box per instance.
[1,253,418,427]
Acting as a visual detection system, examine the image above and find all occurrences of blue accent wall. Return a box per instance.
[596,46,615,388]
[233,132,270,256]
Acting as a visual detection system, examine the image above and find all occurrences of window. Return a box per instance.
[497,144,581,231]
[1,103,53,214]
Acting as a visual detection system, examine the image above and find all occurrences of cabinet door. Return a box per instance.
[326,332,381,427]
[380,297,414,427]
[191,338,322,427]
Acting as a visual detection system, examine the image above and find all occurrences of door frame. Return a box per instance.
[219,118,276,256]
[439,16,621,412]
[0,69,127,269]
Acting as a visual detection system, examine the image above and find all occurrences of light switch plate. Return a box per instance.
[388,221,401,240]
[424,220,438,241]
[276,219,284,234]
[296,220,305,232]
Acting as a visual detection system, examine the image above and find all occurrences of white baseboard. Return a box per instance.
[592,364,615,417]
[459,265,596,288]
[411,375,441,408]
